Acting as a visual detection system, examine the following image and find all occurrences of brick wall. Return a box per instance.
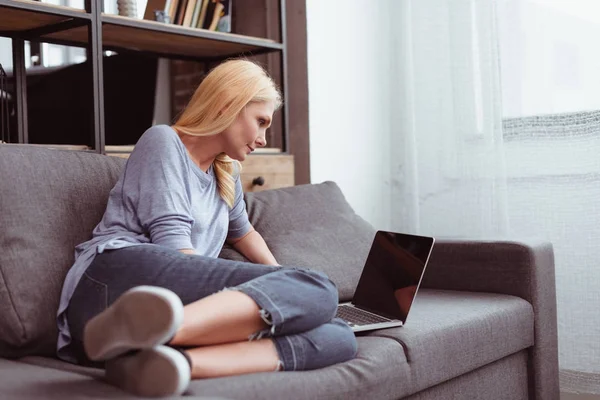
[170,60,208,120]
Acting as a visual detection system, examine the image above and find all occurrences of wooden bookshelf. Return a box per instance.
[0,0,306,187]
[0,1,282,59]
[0,0,289,151]
[37,13,283,60]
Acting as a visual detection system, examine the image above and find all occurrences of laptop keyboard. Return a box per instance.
[336,305,391,326]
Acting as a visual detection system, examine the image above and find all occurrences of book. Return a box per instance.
[207,1,224,31]
[168,0,179,22]
[201,0,231,32]
[215,0,232,32]
[175,0,188,25]
[182,0,197,27]
[143,0,168,21]
[190,0,204,28]
[202,0,215,29]
[196,0,210,29]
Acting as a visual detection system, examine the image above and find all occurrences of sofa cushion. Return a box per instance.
[219,181,376,301]
[0,145,126,357]
[404,351,529,400]
[18,335,409,400]
[367,289,534,394]
[0,358,229,399]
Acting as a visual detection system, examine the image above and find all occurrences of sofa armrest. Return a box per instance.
[421,239,559,400]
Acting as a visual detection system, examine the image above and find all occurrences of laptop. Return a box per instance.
[335,231,435,332]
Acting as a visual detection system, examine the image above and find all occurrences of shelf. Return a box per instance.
[0,2,282,60]
[43,14,283,61]
[104,15,283,59]
[1,143,91,151]
[104,145,283,154]
[0,0,89,35]
[0,0,294,159]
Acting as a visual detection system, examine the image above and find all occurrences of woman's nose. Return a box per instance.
[255,136,267,148]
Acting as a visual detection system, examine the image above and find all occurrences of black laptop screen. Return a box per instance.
[352,231,434,322]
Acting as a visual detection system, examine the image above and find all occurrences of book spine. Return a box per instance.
[216,0,232,32]
[207,2,224,31]
[196,0,209,28]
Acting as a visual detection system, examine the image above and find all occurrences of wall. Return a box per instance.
[306,0,393,230]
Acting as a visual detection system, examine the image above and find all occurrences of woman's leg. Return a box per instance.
[169,289,273,346]
[183,318,358,378]
[168,264,340,347]
[68,244,340,364]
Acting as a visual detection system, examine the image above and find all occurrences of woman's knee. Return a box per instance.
[288,268,339,320]
[330,318,359,362]
[293,319,358,371]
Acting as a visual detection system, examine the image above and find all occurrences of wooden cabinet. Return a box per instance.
[240,154,294,192]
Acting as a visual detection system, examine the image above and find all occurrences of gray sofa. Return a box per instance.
[0,145,560,400]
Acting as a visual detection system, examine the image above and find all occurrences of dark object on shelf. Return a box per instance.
[0,63,11,144]
[252,176,265,186]
[25,54,157,146]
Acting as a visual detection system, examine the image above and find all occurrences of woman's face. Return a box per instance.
[221,101,275,161]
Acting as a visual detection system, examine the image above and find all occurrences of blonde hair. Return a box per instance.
[172,59,282,208]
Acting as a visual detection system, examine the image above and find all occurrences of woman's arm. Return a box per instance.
[227,228,279,266]
[124,127,195,251]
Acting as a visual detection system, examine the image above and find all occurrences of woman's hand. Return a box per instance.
[178,248,196,255]
[227,228,279,266]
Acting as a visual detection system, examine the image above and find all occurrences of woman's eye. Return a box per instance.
[258,119,266,126]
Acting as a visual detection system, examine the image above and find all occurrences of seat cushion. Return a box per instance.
[219,181,376,301]
[404,351,529,400]
[1,357,231,399]
[0,357,127,399]
[367,289,534,394]
[19,336,410,400]
[0,145,126,357]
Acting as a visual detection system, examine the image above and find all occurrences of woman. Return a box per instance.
[55,59,358,397]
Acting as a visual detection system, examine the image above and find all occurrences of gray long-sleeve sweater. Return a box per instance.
[56,124,251,362]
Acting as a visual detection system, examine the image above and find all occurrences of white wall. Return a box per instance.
[306,0,393,230]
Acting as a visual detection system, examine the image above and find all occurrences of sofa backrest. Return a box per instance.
[220,181,376,302]
[0,145,126,358]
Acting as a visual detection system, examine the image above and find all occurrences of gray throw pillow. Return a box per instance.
[219,181,376,301]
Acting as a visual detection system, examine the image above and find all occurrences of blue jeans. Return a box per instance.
[66,244,358,371]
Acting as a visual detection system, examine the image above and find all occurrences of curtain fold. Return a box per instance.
[390,0,509,237]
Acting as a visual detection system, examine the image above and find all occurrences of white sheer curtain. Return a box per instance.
[390,0,600,394]
[497,0,600,393]
[390,0,508,237]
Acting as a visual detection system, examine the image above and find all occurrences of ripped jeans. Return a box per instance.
[65,244,358,371]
